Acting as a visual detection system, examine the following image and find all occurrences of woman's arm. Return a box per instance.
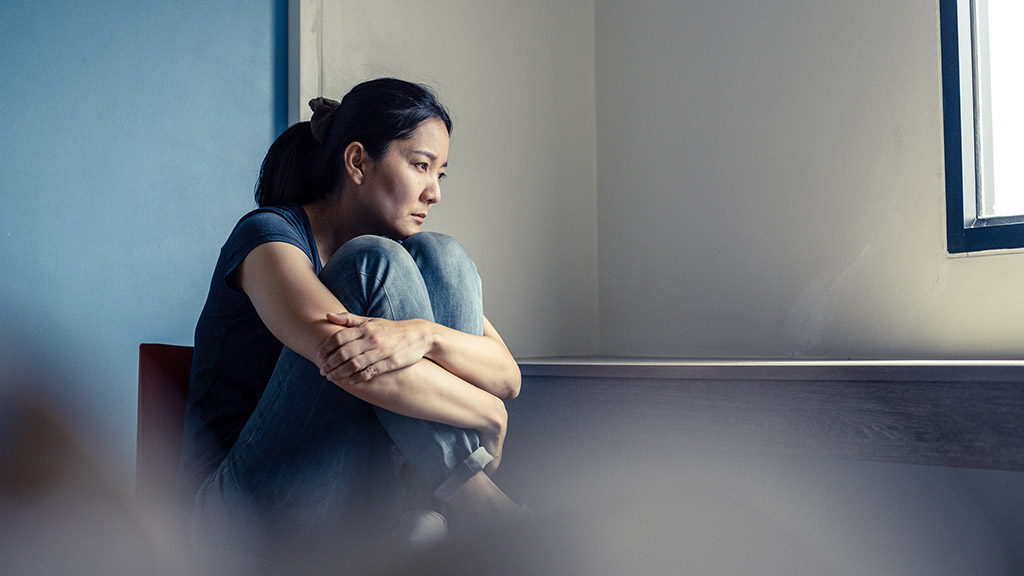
[426,316,520,399]
[317,313,521,399]
[351,358,508,473]
[238,241,507,435]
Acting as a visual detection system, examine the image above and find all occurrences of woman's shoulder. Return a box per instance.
[223,204,311,245]
[219,203,317,271]
[233,204,307,232]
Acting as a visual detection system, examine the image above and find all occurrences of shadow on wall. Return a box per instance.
[3,329,1023,575]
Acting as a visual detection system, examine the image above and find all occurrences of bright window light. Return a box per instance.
[941,0,1024,252]
[978,0,1024,218]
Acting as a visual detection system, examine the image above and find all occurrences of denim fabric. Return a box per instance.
[191,232,492,558]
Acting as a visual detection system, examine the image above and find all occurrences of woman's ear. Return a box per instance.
[343,141,369,185]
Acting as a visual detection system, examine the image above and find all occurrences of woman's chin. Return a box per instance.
[400,225,423,239]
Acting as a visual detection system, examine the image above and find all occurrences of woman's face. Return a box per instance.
[354,118,449,240]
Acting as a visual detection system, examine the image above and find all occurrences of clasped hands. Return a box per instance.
[317,311,507,475]
[316,312,436,386]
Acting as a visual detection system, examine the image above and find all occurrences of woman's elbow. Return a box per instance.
[503,365,522,400]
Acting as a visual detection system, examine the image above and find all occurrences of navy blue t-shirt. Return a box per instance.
[179,204,321,498]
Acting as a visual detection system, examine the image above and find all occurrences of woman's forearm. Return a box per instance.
[337,357,507,435]
[425,321,521,399]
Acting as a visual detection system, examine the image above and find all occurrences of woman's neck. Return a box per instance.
[302,196,356,267]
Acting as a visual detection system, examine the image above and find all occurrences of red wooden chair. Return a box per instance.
[136,343,193,504]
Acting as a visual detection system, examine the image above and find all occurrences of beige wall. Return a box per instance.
[295,0,599,358]
[594,0,1024,360]
[298,0,1024,360]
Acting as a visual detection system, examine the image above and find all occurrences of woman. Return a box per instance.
[179,78,522,564]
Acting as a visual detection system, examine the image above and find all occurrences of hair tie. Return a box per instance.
[309,97,340,145]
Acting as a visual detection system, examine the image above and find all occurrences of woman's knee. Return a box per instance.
[333,234,409,264]
[321,235,416,286]
[402,232,483,333]
[403,232,479,285]
[403,231,468,261]
[319,235,431,317]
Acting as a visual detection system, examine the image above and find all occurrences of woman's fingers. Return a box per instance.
[317,312,369,361]
[316,312,380,364]
[325,312,349,326]
[322,333,396,382]
[333,350,413,386]
[340,355,409,385]
[326,311,368,327]
[321,335,376,378]
[481,430,504,476]
[341,362,383,386]
[329,346,422,386]
[320,318,433,384]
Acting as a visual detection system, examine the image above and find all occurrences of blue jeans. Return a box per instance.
[191,232,492,560]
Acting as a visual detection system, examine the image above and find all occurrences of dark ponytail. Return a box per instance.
[254,78,452,208]
[254,121,318,207]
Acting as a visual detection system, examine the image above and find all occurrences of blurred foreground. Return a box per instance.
[3,347,1023,575]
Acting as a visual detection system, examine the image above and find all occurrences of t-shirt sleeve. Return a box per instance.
[219,209,314,296]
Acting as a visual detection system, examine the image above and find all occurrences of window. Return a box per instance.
[941,0,1024,253]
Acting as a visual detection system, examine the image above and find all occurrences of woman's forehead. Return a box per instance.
[395,119,449,156]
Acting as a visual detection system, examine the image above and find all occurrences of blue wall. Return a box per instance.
[0,0,287,472]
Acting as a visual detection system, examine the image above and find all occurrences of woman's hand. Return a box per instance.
[480,417,506,476]
[316,312,437,385]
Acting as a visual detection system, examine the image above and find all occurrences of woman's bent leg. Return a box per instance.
[321,235,491,502]
[400,233,523,528]
[191,347,403,563]
[401,232,484,337]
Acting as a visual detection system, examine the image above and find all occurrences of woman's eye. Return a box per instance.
[438,172,447,180]
[415,162,428,170]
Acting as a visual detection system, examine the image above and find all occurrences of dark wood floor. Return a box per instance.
[505,360,1024,472]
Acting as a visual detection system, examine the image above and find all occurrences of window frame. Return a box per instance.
[941,0,1024,253]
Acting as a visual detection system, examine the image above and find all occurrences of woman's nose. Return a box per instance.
[425,179,441,204]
